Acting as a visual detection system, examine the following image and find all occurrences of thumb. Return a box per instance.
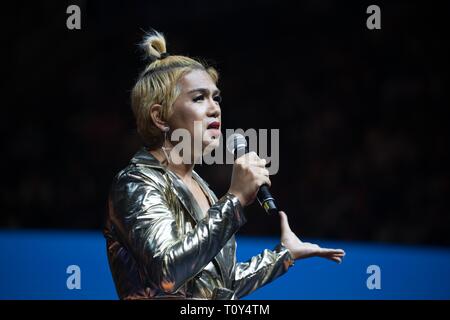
[279,211,291,233]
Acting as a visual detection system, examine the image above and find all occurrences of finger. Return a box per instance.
[246,155,267,168]
[257,158,267,167]
[253,167,269,177]
[331,252,345,262]
[260,168,270,177]
[318,250,334,258]
[247,151,259,161]
[258,176,271,187]
[329,249,345,255]
[239,152,257,166]
[319,248,345,255]
[323,254,342,263]
[328,256,342,264]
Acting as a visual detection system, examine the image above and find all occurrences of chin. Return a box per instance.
[202,138,220,154]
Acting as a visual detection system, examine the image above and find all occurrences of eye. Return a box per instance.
[193,95,204,102]
[214,95,222,103]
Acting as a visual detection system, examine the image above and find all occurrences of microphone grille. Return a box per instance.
[226,133,247,154]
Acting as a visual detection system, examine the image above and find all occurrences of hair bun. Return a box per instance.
[140,29,168,62]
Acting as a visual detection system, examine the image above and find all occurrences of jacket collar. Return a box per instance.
[130,147,165,169]
[129,147,217,222]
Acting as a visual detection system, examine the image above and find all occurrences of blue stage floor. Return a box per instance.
[1,230,449,299]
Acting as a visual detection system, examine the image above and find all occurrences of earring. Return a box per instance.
[161,127,171,164]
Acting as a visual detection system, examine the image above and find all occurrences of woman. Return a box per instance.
[104,30,345,300]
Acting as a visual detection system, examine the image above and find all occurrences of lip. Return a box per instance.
[207,121,221,130]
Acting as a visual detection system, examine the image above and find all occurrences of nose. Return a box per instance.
[207,96,221,118]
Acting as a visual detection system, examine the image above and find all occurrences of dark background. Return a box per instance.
[3,1,450,245]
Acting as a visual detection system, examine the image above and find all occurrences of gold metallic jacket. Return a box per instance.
[104,147,294,300]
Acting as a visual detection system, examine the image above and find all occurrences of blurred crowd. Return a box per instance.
[2,1,449,245]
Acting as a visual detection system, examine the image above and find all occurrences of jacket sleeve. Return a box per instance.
[108,169,246,294]
[232,243,295,299]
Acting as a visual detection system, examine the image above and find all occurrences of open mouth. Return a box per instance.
[207,121,221,130]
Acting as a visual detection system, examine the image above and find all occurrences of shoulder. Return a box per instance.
[112,147,168,188]
[115,157,168,184]
[110,163,168,202]
[108,163,173,224]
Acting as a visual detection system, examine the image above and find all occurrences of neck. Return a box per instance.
[149,148,195,182]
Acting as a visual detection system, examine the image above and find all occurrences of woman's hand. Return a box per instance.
[228,152,270,207]
[279,211,346,263]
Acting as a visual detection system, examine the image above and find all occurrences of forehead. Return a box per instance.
[178,69,218,93]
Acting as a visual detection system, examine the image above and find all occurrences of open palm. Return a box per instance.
[279,211,345,263]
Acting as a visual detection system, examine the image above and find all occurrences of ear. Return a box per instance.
[149,104,168,131]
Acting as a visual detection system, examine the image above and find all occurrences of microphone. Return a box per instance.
[226,133,279,214]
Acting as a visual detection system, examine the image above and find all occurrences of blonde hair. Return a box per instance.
[131,30,219,149]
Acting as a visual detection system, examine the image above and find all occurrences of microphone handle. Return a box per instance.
[257,185,279,215]
[234,144,279,214]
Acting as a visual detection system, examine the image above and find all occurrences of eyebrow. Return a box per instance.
[187,88,221,96]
